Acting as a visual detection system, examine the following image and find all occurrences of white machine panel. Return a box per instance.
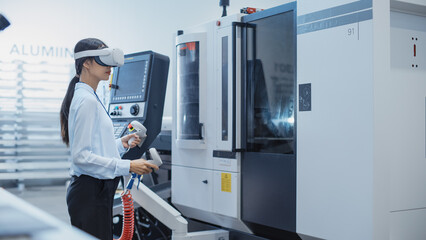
[213,156,238,173]
[390,208,426,240]
[172,165,213,213]
[390,11,426,212]
[390,12,426,71]
[213,171,239,218]
[214,18,242,152]
[297,19,374,240]
[215,27,232,151]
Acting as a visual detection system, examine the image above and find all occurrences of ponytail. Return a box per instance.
[60,38,108,146]
[60,76,79,146]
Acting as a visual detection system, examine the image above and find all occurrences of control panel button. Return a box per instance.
[109,102,145,118]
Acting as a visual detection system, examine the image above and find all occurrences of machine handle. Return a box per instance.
[199,123,204,139]
[232,22,240,152]
[231,22,255,152]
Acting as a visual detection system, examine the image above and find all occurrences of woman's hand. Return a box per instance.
[121,133,141,149]
[129,159,159,175]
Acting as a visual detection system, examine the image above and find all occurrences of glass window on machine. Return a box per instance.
[246,11,295,154]
[176,41,201,140]
[222,36,228,141]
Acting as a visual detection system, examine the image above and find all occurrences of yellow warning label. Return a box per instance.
[221,173,232,192]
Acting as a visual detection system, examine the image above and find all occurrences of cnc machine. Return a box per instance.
[172,1,426,239]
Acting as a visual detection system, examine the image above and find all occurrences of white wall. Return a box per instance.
[0,0,291,118]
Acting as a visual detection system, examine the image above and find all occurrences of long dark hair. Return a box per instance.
[60,38,108,146]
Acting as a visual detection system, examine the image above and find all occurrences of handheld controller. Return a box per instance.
[127,148,162,190]
[124,120,163,190]
[127,121,147,147]
[147,148,163,167]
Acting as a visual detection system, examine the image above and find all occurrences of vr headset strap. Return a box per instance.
[74,49,110,60]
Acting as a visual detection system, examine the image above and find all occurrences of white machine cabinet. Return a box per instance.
[172,13,251,234]
[296,0,426,239]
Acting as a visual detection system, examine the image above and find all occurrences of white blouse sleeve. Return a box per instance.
[116,138,127,156]
[70,97,130,177]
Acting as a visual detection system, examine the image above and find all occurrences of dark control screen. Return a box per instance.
[114,60,148,100]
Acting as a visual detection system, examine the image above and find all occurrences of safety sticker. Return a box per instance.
[221,173,232,193]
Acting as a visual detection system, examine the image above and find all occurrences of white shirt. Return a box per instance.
[68,82,130,179]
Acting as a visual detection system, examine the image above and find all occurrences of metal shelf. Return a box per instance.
[0,60,72,185]
[0,171,70,181]
[0,155,70,161]
[0,161,70,171]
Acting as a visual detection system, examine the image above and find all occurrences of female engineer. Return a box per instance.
[60,38,158,240]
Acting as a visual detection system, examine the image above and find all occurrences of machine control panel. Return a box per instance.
[109,102,145,119]
[109,50,169,158]
[113,122,128,138]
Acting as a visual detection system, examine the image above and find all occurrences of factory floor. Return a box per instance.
[5,185,71,225]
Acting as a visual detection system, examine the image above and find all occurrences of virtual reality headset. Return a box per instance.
[74,48,124,67]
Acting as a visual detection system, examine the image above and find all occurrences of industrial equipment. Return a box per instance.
[109,50,229,240]
[172,0,426,239]
[104,1,426,239]
[109,51,169,157]
[108,51,170,239]
[172,2,297,238]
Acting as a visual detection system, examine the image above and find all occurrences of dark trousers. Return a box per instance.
[66,175,120,240]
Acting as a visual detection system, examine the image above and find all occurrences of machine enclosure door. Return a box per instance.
[172,165,213,212]
[175,33,207,150]
[215,25,241,152]
[241,3,297,233]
